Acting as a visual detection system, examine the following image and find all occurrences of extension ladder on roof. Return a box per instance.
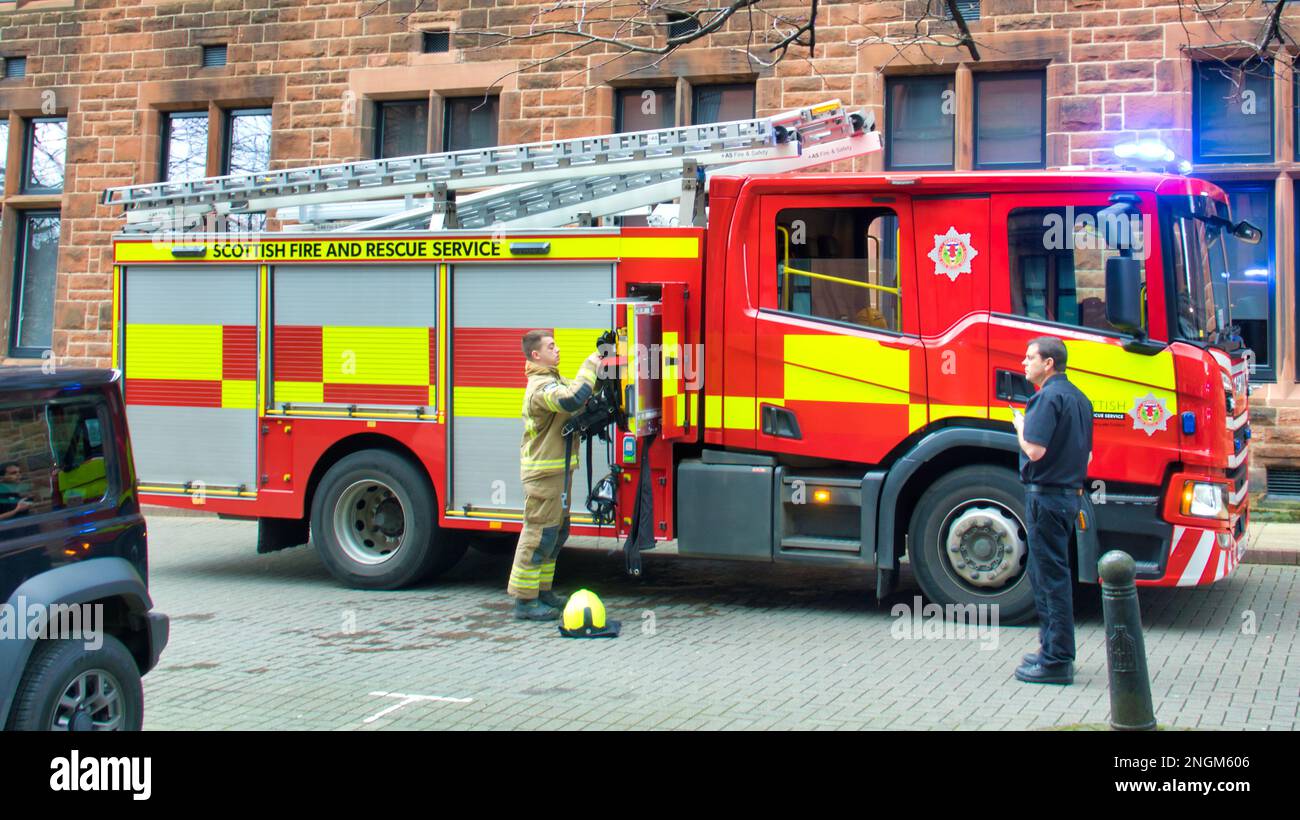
[102,99,880,234]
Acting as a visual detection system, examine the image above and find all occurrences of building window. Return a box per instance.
[774,207,903,332]
[376,100,429,158]
[422,31,450,53]
[202,45,228,68]
[225,109,272,231]
[23,118,66,194]
[667,12,701,39]
[974,71,1045,169]
[4,57,25,79]
[945,1,981,21]
[616,87,675,132]
[886,75,954,170]
[9,210,60,357]
[0,120,8,191]
[691,83,755,124]
[1006,205,1146,334]
[1216,183,1274,378]
[444,96,498,152]
[1193,60,1273,164]
[162,111,208,182]
[225,109,271,175]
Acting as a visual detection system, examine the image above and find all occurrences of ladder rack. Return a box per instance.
[103,100,878,234]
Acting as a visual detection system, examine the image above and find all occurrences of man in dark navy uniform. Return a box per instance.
[1011,336,1093,685]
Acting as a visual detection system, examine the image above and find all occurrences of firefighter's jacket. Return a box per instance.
[520,359,598,481]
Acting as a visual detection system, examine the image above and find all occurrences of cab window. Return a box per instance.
[1006,205,1147,334]
[775,207,902,332]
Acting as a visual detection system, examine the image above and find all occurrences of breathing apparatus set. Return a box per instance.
[558,329,657,576]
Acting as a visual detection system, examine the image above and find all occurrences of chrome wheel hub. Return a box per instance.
[333,480,406,565]
[943,505,1026,588]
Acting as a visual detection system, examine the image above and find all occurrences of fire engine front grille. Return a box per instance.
[1266,467,1300,497]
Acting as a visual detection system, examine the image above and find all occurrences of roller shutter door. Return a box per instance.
[451,263,613,513]
[122,265,258,489]
[271,265,437,408]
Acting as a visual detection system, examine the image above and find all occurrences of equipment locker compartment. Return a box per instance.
[120,264,259,494]
[448,262,614,518]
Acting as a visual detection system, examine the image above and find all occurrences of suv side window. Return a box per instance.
[1007,205,1147,334]
[1,398,112,525]
[775,207,902,332]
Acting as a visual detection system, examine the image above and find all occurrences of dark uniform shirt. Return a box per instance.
[1019,373,1093,488]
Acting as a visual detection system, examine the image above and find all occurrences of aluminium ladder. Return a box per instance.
[102,99,880,234]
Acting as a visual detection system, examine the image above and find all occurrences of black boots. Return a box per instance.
[538,590,568,610]
[513,598,558,621]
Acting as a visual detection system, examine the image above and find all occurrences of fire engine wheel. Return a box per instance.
[907,465,1037,625]
[312,450,456,589]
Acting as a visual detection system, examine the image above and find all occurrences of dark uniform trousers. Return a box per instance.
[1025,490,1080,666]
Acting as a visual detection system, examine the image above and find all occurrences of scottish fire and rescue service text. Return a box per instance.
[210,239,502,261]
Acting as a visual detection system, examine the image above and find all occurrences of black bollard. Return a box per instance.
[1098,550,1156,731]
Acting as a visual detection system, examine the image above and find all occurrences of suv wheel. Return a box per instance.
[311,449,463,589]
[6,636,143,731]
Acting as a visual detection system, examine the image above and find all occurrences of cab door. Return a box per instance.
[911,195,992,423]
[988,191,1175,488]
[753,193,926,463]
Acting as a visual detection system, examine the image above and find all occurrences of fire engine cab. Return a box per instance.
[103,100,1253,623]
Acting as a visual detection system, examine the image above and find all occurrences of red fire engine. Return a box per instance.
[104,101,1252,622]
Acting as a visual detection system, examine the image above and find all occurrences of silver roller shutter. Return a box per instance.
[122,264,259,490]
[450,262,613,513]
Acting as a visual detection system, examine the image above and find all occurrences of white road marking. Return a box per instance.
[364,691,474,724]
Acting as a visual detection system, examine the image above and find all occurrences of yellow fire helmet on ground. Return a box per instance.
[558,589,621,638]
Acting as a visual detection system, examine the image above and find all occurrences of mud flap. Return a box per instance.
[875,567,900,604]
[622,432,657,576]
[257,517,309,553]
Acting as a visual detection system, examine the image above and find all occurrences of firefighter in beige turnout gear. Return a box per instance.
[509,330,601,621]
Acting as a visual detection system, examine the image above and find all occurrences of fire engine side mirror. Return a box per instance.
[1105,256,1144,337]
[1233,219,1263,245]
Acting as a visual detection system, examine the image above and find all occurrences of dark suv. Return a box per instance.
[0,368,167,731]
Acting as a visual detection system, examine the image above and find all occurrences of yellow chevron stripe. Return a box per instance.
[785,334,910,393]
[125,324,223,380]
[783,363,910,404]
[274,381,325,403]
[222,380,256,409]
[552,327,606,368]
[1066,341,1175,391]
[909,403,928,432]
[454,386,525,418]
[322,326,429,385]
[931,404,988,421]
[724,396,756,430]
[111,266,121,369]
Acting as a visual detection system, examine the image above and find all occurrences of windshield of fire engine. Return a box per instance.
[1167,197,1234,349]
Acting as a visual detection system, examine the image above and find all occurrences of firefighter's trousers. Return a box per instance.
[507,471,573,600]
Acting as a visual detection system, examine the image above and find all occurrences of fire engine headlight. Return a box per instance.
[1181,481,1228,519]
